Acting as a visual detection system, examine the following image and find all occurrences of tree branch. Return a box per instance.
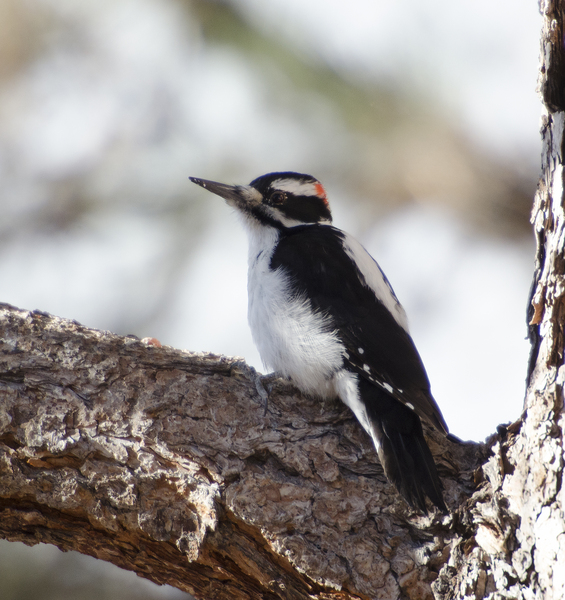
[0,304,482,600]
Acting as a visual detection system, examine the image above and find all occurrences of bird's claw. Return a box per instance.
[230,360,271,415]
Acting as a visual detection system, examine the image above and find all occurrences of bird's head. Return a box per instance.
[190,172,332,229]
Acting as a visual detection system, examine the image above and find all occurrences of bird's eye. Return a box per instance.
[270,191,286,205]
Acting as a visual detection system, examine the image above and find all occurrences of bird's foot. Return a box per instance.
[230,361,273,415]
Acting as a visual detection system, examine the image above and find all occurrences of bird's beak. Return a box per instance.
[190,176,263,217]
[189,177,245,204]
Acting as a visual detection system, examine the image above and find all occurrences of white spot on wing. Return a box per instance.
[406,402,415,410]
[363,364,370,373]
[358,347,364,354]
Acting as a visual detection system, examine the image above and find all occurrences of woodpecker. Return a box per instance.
[190,172,449,513]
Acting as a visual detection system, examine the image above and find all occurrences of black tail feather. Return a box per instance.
[379,417,447,513]
[360,381,447,513]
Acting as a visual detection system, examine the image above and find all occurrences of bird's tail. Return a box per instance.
[361,382,447,513]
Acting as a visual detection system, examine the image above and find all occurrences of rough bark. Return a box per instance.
[0,303,483,600]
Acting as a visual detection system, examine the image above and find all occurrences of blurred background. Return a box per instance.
[0,0,540,598]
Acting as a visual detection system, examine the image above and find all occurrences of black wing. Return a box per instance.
[270,224,448,435]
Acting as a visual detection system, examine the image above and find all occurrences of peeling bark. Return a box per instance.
[0,304,482,600]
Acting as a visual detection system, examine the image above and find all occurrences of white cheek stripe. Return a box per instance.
[341,233,409,332]
[263,206,330,227]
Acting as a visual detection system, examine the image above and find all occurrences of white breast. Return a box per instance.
[245,224,344,396]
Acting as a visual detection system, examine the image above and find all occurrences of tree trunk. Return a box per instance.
[1,4,564,600]
[431,2,565,598]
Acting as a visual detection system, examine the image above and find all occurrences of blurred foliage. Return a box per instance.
[187,0,536,237]
[0,0,536,240]
[190,0,404,132]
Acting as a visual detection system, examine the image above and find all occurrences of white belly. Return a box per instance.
[247,247,344,396]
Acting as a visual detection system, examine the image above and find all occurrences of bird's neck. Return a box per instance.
[241,218,281,268]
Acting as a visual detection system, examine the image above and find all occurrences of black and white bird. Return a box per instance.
[190,171,449,513]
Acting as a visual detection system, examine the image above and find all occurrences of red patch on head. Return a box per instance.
[315,182,329,206]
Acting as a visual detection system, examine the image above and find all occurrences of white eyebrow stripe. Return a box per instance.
[272,179,321,197]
